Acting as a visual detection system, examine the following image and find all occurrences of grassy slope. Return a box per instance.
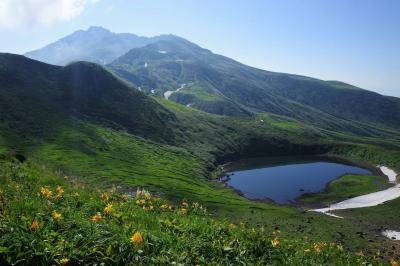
[1,95,399,255]
[0,93,396,258]
[333,197,400,261]
[2,101,397,258]
[178,84,223,101]
[339,197,400,235]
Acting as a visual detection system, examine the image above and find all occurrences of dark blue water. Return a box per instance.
[226,161,372,204]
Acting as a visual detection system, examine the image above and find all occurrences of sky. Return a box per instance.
[0,0,399,97]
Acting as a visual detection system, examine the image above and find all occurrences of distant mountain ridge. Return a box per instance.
[24,26,175,65]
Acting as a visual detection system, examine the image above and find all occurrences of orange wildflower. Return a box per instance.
[130,231,144,245]
[52,211,62,221]
[271,238,280,247]
[56,186,64,197]
[104,203,113,215]
[101,192,109,202]
[91,213,103,223]
[30,220,39,231]
[40,187,52,199]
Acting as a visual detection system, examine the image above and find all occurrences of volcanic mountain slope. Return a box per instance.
[24,27,400,131]
[108,36,400,131]
[24,26,175,66]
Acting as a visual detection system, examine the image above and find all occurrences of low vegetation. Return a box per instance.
[0,158,391,265]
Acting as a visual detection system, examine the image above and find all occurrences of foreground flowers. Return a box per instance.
[52,211,62,221]
[40,187,52,199]
[104,203,113,215]
[101,192,109,202]
[130,231,144,245]
[56,186,64,197]
[30,220,39,231]
[136,199,145,206]
[91,213,103,223]
[313,242,328,253]
[0,158,389,266]
[60,257,69,265]
[271,238,280,247]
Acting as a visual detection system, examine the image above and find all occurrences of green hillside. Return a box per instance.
[0,53,175,144]
[1,54,400,264]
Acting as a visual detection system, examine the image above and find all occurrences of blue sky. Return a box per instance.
[1,0,399,97]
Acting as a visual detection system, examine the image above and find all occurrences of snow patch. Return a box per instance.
[382,230,400,240]
[379,166,397,183]
[158,50,167,54]
[164,84,186,100]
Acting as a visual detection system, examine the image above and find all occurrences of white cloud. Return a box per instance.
[0,0,100,28]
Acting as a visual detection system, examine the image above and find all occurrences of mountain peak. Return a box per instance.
[86,26,111,34]
[25,27,162,65]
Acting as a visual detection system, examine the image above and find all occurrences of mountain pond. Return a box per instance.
[221,157,374,204]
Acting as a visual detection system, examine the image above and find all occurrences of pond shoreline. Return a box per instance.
[217,155,382,206]
[220,155,383,177]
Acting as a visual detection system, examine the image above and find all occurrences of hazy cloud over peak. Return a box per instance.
[0,0,100,28]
